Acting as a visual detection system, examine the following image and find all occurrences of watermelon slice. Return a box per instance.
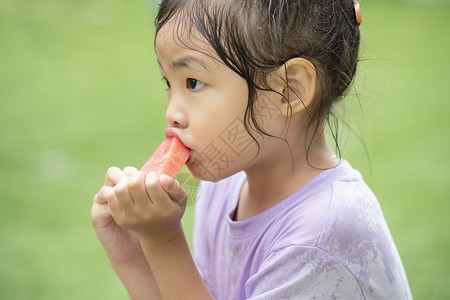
[140,136,191,178]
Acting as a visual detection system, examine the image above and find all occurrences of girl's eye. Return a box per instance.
[162,77,170,90]
[186,78,205,91]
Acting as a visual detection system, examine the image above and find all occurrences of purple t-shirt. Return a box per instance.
[193,160,412,299]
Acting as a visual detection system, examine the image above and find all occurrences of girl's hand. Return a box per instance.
[108,170,188,246]
[91,166,145,264]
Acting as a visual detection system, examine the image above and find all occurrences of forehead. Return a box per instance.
[155,17,212,57]
[155,17,224,73]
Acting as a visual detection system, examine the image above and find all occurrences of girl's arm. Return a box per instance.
[111,255,162,300]
[138,227,213,300]
[92,166,162,300]
[108,171,214,299]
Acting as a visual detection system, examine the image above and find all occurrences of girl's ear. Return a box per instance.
[273,58,317,117]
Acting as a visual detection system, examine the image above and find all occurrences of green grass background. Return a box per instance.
[1,0,449,299]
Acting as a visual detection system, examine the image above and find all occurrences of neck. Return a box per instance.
[236,130,338,221]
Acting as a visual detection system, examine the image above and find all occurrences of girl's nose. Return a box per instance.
[165,97,188,128]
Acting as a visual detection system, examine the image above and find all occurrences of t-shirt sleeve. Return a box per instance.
[245,245,364,300]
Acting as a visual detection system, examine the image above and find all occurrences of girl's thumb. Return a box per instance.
[160,174,188,207]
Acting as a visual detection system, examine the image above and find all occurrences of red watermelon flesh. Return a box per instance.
[140,136,191,178]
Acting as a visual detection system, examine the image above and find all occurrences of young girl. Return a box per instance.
[91,0,412,299]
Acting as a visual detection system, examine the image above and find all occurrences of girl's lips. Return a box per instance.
[164,127,178,138]
[186,149,194,165]
[164,127,193,164]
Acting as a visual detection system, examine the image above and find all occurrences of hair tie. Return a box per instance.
[354,1,362,25]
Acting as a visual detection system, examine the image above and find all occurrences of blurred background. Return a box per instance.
[0,0,449,299]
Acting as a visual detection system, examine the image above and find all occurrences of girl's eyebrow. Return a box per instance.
[158,57,212,73]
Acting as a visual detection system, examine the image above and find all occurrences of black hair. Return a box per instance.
[155,0,361,163]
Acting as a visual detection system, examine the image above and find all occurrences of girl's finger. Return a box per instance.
[128,171,152,208]
[105,166,127,187]
[123,166,139,177]
[144,172,170,208]
[107,190,123,222]
[91,202,111,220]
[94,186,114,204]
[114,177,135,210]
[160,175,188,208]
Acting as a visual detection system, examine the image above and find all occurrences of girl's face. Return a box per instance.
[155,21,280,182]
